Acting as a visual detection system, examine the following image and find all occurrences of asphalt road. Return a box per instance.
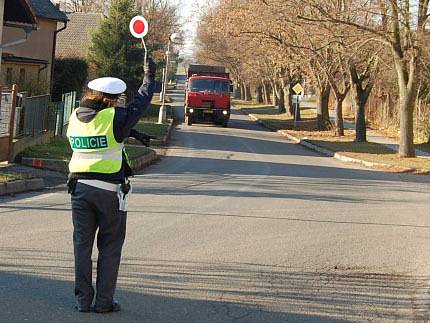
[1,85,430,322]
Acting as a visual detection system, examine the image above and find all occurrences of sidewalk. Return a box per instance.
[329,111,430,159]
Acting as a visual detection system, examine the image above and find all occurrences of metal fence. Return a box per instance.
[63,91,76,129]
[0,91,12,138]
[53,91,78,136]
[1,89,79,139]
[16,94,50,137]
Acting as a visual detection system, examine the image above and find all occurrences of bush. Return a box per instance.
[52,58,88,101]
[18,78,48,96]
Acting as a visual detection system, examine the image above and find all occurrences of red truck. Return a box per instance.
[184,64,232,127]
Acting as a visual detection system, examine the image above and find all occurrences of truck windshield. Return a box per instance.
[189,79,230,93]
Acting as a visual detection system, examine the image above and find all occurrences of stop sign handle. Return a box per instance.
[141,38,148,66]
[129,16,149,65]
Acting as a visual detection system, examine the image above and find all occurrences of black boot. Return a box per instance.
[93,301,121,313]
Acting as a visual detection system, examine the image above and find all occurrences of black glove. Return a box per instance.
[66,174,77,194]
[144,57,156,79]
[130,129,156,146]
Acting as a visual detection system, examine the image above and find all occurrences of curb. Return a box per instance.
[131,149,158,170]
[22,150,159,174]
[153,118,174,146]
[246,112,418,173]
[21,157,69,173]
[0,178,44,196]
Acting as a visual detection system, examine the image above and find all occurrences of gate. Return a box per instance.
[21,94,50,137]
[0,85,18,161]
[62,91,76,129]
[53,91,78,136]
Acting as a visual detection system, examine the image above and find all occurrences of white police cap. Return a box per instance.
[87,77,127,95]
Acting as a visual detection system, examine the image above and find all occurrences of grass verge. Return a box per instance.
[22,137,72,160]
[0,172,31,183]
[125,146,151,160]
[239,103,317,131]
[21,137,152,161]
[236,102,430,173]
[133,121,169,139]
[142,103,173,121]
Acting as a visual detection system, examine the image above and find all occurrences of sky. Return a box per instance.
[171,0,208,61]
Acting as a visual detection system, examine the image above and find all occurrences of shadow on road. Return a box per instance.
[178,110,270,132]
[145,155,430,185]
[0,248,428,322]
[173,130,313,156]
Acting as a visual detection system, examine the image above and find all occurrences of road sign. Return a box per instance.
[292,83,304,95]
[129,16,149,38]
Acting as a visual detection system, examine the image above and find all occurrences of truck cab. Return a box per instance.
[185,65,232,127]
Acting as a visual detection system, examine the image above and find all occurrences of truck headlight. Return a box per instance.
[222,110,228,115]
[189,108,194,113]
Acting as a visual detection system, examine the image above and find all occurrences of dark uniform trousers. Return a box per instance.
[71,182,127,309]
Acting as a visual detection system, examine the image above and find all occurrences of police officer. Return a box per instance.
[67,59,156,313]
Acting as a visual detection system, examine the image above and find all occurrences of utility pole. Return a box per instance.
[158,33,182,124]
[158,40,171,124]
[0,0,5,74]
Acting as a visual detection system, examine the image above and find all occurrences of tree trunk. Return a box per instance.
[261,82,267,104]
[240,82,246,100]
[393,56,416,157]
[245,84,252,101]
[398,88,416,157]
[263,82,271,104]
[285,89,293,116]
[276,86,286,113]
[350,80,373,143]
[349,64,374,142]
[283,86,294,116]
[288,92,294,116]
[335,98,345,136]
[316,82,330,130]
[256,84,263,103]
[233,81,240,99]
[354,93,367,142]
[272,85,279,106]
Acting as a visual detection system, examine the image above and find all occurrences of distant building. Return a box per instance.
[56,12,103,59]
[1,0,68,93]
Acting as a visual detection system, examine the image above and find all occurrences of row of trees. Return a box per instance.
[196,0,430,157]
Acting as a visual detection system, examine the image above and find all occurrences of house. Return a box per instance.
[0,0,38,161]
[56,12,102,60]
[1,0,68,93]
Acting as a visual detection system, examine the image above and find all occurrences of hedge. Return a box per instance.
[52,58,88,101]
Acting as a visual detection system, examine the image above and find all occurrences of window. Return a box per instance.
[6,68,12,84]
[19,68,26,84]
[189,79,230,94]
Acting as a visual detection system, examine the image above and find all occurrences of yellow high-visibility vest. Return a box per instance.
[67,107,129,174]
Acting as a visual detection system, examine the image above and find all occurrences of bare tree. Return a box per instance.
[55,0,107,13]
[302,0,430,156]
